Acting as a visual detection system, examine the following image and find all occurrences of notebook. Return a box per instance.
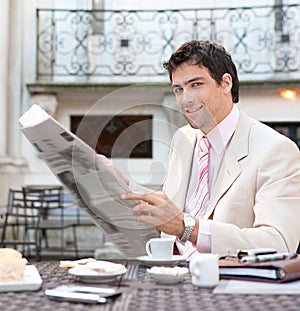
[219,255,300,283]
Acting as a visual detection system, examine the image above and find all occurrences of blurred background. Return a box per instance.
[0,0,299,259]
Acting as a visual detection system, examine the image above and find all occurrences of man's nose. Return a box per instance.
[181,90,194,104]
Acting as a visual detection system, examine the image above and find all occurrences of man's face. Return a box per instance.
[171,63,233,133]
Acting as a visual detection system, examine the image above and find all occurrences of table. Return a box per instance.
[1,261,300,311]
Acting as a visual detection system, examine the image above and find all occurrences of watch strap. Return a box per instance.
[179,214,195,243]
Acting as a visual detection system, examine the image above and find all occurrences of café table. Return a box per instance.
[1,260,300,311]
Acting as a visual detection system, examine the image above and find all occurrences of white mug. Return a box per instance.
[189,253,219,287]
[145,238,174,259]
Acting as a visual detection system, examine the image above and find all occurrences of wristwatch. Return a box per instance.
[179,213,196,243]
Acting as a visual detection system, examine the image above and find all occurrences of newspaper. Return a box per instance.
[19,104,158,259]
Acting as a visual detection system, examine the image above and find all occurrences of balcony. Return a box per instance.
[31,4,300,91]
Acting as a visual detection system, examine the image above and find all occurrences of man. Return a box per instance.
[121,40,300,259]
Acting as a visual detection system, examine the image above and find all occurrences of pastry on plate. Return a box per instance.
[0,248,28,282]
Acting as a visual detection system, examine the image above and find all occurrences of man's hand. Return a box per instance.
[121,191,184,237]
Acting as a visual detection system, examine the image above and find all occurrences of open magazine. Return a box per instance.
[19,104,158,259]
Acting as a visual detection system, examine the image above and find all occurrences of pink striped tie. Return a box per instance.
[183,135,210,260]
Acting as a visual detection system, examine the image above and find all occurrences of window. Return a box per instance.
[263,122,300,148]
[71,115,153,158]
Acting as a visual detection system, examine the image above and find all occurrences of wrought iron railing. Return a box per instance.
[36,4,300,82]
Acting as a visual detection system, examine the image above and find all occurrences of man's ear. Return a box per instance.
[221,73,232,95]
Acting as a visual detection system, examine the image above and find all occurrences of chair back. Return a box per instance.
[0,188,41,258]
[22,187,60,218]
[1,186,81,260]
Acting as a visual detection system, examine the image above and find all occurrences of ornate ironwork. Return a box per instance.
[36,5,300,81]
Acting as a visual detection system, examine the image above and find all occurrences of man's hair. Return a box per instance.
[163,40,239,103]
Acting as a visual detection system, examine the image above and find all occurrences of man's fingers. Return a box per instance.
[121,191,166,206]
[132,201,151,212]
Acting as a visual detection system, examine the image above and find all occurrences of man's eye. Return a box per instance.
[173,88,182,94]
[192,82,202,87]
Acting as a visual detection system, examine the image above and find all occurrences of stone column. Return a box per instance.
[0,0,27,207]
[7,0,24,163]
[0,0,9,158]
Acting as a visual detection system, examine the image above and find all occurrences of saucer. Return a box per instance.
[136,255,185,266]
[147,266,189,284]
[68,261,127,283]
[68,268,127,283]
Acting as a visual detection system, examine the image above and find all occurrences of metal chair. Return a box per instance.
[1,187,79,261]
[0,189,41,261]
[22,186,79,260]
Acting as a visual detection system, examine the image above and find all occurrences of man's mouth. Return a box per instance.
[185,105,203,113]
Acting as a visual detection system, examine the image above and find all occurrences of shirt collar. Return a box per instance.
[206,105,240,155]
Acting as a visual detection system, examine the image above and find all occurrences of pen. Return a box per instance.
[241,252,297,263]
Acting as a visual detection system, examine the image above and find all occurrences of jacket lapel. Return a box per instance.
[205,112,252,217]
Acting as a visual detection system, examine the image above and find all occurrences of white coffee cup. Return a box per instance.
[145,238,174,259]
[189,253,219,287]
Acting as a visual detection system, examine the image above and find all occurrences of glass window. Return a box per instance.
[71,115,153,158]
[263,122,300,149]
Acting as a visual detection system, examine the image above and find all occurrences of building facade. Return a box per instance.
[1,0,300,207]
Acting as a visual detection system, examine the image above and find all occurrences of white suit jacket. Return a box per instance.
[164,111,300,256]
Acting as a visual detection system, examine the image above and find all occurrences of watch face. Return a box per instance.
[185,214,195,226]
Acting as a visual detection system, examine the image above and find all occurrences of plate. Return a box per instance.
[68,261,127,283]
[147,266,189,284]
[69,268,127,283]
[137,255,185,266]
[0,265,42,292]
